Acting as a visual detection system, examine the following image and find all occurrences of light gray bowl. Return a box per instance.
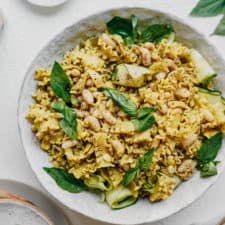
[18,7,225,225]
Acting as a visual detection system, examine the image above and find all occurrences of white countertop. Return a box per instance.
[0,0,225,224]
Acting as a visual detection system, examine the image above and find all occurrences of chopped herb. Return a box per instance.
[140,24,174,43]
[50,61,71,105]
[52,101,77,139]
[44,167,87,193]
[102,87,137,116]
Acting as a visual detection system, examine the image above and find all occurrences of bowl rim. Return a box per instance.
[17,6,225,225]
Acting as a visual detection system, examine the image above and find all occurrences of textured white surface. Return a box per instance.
[1,0,225,225]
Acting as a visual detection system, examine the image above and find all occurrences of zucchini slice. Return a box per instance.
[198,87,225,122]
[106,185,137,209]
[190,49,217,86]
[166,32,176,43]
[112,64,149,88]
[84,174,108,191]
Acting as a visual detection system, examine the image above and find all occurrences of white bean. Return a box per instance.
[62,140,77,149]
[175,88,190,99]
[155,72,166,80]
[102,110,116,125]
[82,89,94,105]
[200,109,214,122]
[143,42,154,50]
[112,140,125,156]
[178,159,197,173]
[140,47,151,66]
[87,116,100,131]
[182,133,197,148]
[101,33,117,48]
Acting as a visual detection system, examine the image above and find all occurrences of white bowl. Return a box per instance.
[18,7,225,225]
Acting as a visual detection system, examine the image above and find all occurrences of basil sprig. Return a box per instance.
[44,167,87,193]
[190,0,225,17]
[106,15,174,44]
[190,0,225,35]
[102,87,137,116]
[50,62,71,105]
[197,132,223,177]
[52,101,77,139]
[102,87,156,131]
[140,24,174,43]
[106,15,138,45]
[122,148,155,186]
[133,107,157,132]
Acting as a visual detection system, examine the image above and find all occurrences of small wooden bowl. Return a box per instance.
[0,190,55,225]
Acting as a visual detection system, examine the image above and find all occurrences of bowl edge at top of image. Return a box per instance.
[17,7,225,225]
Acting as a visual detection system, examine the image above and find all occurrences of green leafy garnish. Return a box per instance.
[133,114,155,132]
[122,148,155,186]
[102,87,137,116]
[107,15,174,44]
[190,0,225,17]
[197,132,223,164]
[214,15,225,35]
[122,168,140,186]
[197,132,223,178]
[133,107,156,132]
[200,161,220,177]
[50,61,71,105]
[106,15,138,45]
[136,107,157,119]
[140,24,174,43]
[138,148,155,171]
[44,167,87,193]
[84,174,108,191]
[52,101,77,139]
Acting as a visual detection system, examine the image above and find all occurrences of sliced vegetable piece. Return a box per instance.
[112,64,149,87]
[106,185,137,209]
[190,49,217,86]
[84,174,108,191]
[200,161,219,177]
[197,87,225,122]
[166,32,176,43]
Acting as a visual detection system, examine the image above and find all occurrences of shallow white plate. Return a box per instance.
[0,179,69,225]
[18,7,225,225]
[26,0,68,7]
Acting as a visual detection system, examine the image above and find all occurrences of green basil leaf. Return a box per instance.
[190,0,225,17]
[197,132,223,164]
[137,107,157,119]
[106,15,138,45]
[140,24,174,43]
[200,161,219,177]
[102,87,137,116]
[131,14,138,40]
[214,14,225,35]
[106,16,133,39]
[43,167,87,193]
[133,114,155,131]
[138,148,155,171]
[52,101,77,139]
[122,168,139,186]
[50,62,71,105]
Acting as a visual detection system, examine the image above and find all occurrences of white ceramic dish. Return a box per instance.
[0,199,54,225]
[18,7,225,225]
[0,179,69,225]
[26,0,68,7]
